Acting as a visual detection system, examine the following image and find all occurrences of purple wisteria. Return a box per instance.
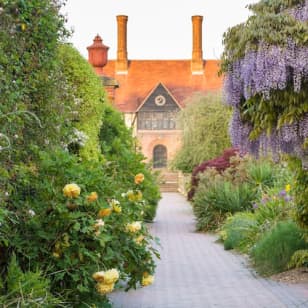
[225,2,308,158]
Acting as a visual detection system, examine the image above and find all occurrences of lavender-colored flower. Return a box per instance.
[279,190,287,197]
[284,195,293,202]
[252,203,259,209]
[225,2,308,158]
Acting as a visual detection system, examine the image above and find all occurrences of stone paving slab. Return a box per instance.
[110,193,308,308]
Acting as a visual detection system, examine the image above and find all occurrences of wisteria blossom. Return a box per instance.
[224,2,308,158]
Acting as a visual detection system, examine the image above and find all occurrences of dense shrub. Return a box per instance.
[254,187,295,227]
[0,0,71,163]
[193,181,256,231]
[59,44,106,161]
[294,163,308,228]
[188,148,239,200]
[172,93,231,173]
[0,1,161,306]
[0,255,62,307]
[220,212,259,252]
[288,249,308,269]
[247,160,276,190]
[100,104,161,221]
[4,149,159,305]
[251,221,307,275]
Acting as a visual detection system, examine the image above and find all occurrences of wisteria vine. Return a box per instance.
[224,1,308,159]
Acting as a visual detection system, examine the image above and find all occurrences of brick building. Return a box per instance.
[87,15,222,169]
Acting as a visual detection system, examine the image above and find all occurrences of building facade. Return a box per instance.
[87,15,222,168]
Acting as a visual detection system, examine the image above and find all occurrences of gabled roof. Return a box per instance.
[101,59,222,112]
[136,82,182,113]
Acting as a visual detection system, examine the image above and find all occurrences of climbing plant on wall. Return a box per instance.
[220,0,308,227]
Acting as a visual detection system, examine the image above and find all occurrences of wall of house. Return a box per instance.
[137,130,182,166]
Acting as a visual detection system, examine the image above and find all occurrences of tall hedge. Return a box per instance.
[58,44,106,161]
[0,0,70,162]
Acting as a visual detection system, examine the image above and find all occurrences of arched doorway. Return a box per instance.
[153,145,167,168]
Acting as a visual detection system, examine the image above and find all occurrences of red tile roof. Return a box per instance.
[98,59,222,112]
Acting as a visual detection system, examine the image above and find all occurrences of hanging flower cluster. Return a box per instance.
[223,1,308,158]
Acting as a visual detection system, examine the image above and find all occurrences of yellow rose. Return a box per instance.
[135,190,143,201]
[87,192,98,202]
[113,204,122,213]
[127,190,135,201]
[52,252,61,259]
[285,184,291,192]
[134,173,145,184]
[109,199,121,213]
[141,273,154,286]
[126,221,142,233]
[98,207,112,218]
[103,268,120,284]
[92,271,105,282]
[134,235,144,245]
[96,282,114,295]
[63,183,80,198]
[92,269,119,284]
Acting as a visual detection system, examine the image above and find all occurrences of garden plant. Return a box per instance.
[0,1,160,306]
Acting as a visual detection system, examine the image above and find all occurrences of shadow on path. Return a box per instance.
[110,193,308,308]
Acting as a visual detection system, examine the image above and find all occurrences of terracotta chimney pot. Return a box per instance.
[87,34,109,68]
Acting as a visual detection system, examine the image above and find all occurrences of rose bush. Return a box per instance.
[3,149,159,306]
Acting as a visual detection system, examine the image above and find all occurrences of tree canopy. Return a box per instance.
[172,93,231,173]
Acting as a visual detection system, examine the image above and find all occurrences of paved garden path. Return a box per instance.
[110,193,308,308]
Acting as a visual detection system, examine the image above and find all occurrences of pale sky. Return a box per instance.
[62,0,258,60]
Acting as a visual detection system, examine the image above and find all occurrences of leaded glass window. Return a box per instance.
[138,111,177,130]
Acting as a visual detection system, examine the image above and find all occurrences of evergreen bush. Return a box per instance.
[58,43,106,161]
[193,181,256,231]
[251,220,307,275]
[221,212,259,252]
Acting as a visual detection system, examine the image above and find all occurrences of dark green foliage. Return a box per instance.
[0,1,161,306]
[58,44,106,161]
[251,220,308,275]
[193,181,257,231]
[100,104,161,221]
[0,0,71,162]
[241,83,308,141]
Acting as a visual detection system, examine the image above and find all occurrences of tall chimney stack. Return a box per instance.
[191,15,204,74]
[87,34,109,74]
[116,15,128,74]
